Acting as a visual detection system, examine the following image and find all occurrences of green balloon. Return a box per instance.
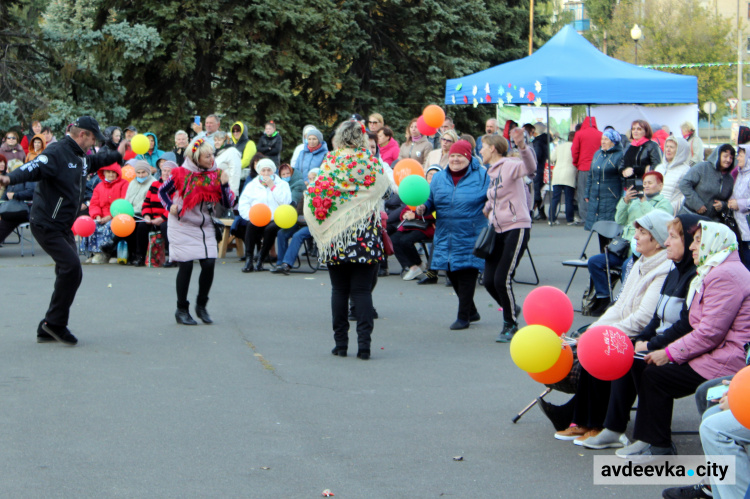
[110,199,135,217]
[398,175,430,207]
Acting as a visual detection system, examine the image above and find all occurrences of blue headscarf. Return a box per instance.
[603,128,621,145]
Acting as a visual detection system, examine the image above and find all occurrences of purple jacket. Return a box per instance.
[484,147,537,233]
[667,252,750,379]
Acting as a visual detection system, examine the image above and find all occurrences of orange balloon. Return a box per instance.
[121,165,136,182]
[393,159,425,186]
[729,365,750,430]
[249,203,272,227]
[111,214,136,237]
[528,344,574,385]
[423,104,446,129]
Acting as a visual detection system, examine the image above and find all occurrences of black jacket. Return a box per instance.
[532,133,549,172]
[8,136,122,230]
[257,133,282,165]
[633,213,708,350]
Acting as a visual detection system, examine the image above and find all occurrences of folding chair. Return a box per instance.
[11,223,35,257]
[561,220,622,296]
[291,238,323,273]
[512,246,539,285]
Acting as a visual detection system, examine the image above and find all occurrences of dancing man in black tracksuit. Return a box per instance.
[0,117,127,346]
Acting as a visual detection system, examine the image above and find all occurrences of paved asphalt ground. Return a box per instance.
[0,223,703,498]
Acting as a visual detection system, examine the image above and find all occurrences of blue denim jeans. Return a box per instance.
[276,225,302,265]
[587,252,626,298]
[282,226,312,267]
[549,185,575,223]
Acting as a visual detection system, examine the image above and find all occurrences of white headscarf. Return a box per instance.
[686,221,738,307]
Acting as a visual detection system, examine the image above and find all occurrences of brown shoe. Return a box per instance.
[574,428,602,446]
[554,425,590,441]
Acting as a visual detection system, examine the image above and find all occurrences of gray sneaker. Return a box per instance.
[495,322,518,343]
[582,429,630,449]
[616,440,677,459]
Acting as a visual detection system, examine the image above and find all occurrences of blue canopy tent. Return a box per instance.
[444,25,697,106]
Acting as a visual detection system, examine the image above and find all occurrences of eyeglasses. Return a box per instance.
[631,126,644,131]
[5,136,17,140]
[368,121,380,125]
[441,138,454,143]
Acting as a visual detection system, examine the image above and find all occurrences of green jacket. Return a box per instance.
[615,193,673,254]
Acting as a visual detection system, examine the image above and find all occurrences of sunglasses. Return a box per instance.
[5,136,17,140]
[631,126,644,131]
[441,138,454,143]
[368,121,380,125]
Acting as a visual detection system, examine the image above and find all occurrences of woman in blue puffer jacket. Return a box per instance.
[294,129,329,179]
[417,140,489,330]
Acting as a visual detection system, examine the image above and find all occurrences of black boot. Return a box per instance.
[537,396,575,431]
[255,259,266,272]
[175,302,198,325]
[242,251,255,273]
[590,297,611,317]
[195,297,213,324]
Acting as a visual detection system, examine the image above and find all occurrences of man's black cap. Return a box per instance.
[73,116,106,141]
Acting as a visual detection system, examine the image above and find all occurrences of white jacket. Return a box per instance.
[593,249,671,337]
[238,175,292,220]
[216,146,242,197]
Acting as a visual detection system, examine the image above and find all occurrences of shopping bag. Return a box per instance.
[146,232,165,268]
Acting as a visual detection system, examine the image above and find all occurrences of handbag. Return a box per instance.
[0,199,30,224]
[399,216,429,231]
[606,236,630,259]
[207,204,224,243]
[719,209,742,242]
[146,231,165,267]
[473,180,499,259]
[380,211,394,256]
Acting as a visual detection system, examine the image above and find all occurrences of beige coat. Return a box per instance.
[550,141,577,188]
[399,137,433,166]
[592,249,671,337]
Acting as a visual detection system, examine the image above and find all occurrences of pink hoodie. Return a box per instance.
[484,147,537,233]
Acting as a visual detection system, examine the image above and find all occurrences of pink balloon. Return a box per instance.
[73,216,96,237]
[577,325,634,381]
[417,116,437,137]
[522,286,574,335]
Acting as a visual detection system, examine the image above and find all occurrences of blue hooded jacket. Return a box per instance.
[423,161,489,271]
[137,132,165,171]
[294,141,329,179]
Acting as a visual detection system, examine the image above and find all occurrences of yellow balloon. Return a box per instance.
[509,325,563,373]
[131,134,150,155]
[274,204,298,229]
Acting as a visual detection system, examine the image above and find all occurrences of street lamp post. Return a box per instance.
[631,24,642,65]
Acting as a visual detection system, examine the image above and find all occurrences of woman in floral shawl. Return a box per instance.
[158,137,235,326]
[304,120,390,360]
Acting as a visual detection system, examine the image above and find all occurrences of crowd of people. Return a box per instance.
[2,109,750,496]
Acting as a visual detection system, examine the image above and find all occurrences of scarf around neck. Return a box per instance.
[303,147,389,262]
[631,137,649,147]
[168,156,222,217]
[686,221,738,307]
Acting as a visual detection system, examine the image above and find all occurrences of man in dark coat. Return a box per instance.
[0,116,127,346]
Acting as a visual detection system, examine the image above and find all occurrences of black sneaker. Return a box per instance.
[469,312,481,323]
[450,319,470,330]
[662,483,711,498]
[417,275,438,285]
[271,263,291,275]
[36,319,56,344]
[41,322,78,346]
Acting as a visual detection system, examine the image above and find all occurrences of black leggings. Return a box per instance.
[176,259,215,309]
[484,228,529,323]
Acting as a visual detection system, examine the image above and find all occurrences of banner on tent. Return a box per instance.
[589,105,699,137]
[496,106,572,140]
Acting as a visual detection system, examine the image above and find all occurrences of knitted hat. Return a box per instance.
[449,140,472,162]
[256,158,277,175]
[306,129,324,144]
[133,160,151,174]
[635,210,674,248]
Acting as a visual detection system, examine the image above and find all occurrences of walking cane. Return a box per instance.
[512,387,552,423]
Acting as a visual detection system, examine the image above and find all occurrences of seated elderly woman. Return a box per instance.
[0,177,36,244]
[615,221,750,457]
[586,171,673,315]
[82,163,129,264]
[238,158,291,272]
[120,161,155,266]
[550,211,673,443]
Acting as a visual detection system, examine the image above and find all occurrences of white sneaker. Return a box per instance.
[582,429,630,449]
[84,256,94,264]
[402,267,424,281]
[91,253,107,264]
[108,257,118,264]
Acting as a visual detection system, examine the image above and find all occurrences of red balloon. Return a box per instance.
[529,344,574,384]
[73,215,96,237]
[577,325,634,381]
[416,116,437,137]
[522,286,574,336]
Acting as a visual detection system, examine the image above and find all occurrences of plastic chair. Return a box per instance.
[13,223,35,257]
[561,220,622,296]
